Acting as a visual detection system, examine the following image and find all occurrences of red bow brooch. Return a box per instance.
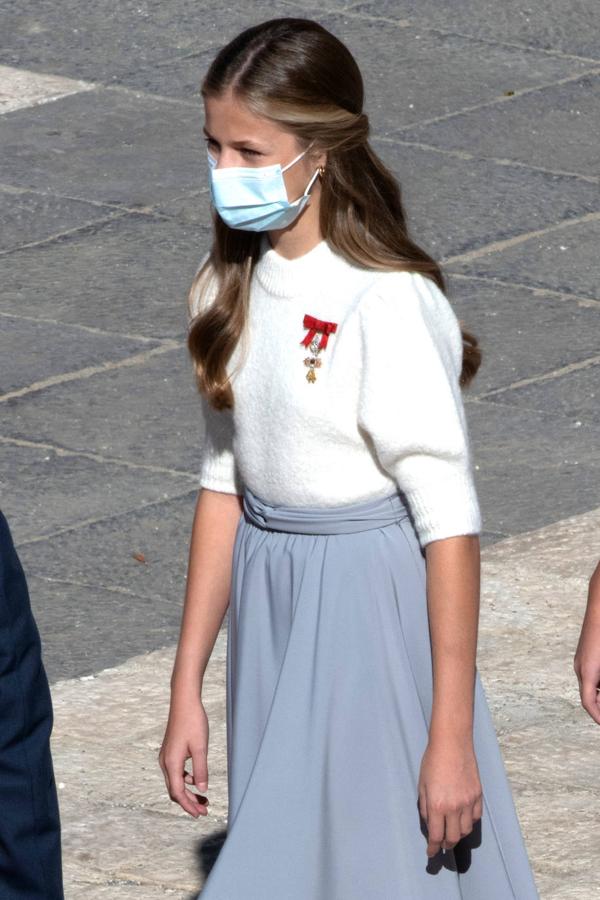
[300,314,338,383]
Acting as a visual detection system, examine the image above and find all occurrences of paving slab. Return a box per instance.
[0,441,194,542]
[519,787,598,886]
[542,876,600,900]
[1,213,208,338]
[480,363,600,427]
[446,276,600,396]
[395,72,600,177]
[500,723,599,792]
[349,0,600,60]
[0,316,161,394]
[62,878,187,899]
[2,345,204,470]
[62,801,211,892]
[0,185,124,253]
[17,490,200,605]
[372,139,599,260]
[16,490,220,682]
[319,13,595,136]
[0,63,94,114]
[0,88,208,206]
[154,189,209,225]
[2,460,201,682]
[113,8,594,121]
[0,1,348,86]
[465,398,600,537]
[447,216,600,301]
[116,48,217,102]
[25,574,186,684]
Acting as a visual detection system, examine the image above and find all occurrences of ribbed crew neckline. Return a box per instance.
[254,233,348,298]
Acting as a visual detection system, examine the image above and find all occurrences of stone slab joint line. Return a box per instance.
[14,485,201,549]
[0,310,170,345]
[0,341,185,404]
[104,51,600,124]
[473,354,600,400]
[0,211,129,258]
[376,135,600,185]
[0,178,203,219]
[450,274,600,309]
[340,7,600,67]
[393,67,600,135]
[26,572,174,602]
[442,210,600,266]
[0,208,179,258]
[0,434,201,481]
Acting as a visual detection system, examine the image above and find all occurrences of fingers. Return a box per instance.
[441,811,463,849]
[426,808,445,857]
[423,799,481,856]
[192,744,209,793]
[580,676,600,725]
[158,747,209,818]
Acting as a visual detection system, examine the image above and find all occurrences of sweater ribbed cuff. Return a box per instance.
[397,467,483,548]
[200,453,244,496]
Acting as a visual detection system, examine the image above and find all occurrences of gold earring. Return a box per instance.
[318,165,325,177]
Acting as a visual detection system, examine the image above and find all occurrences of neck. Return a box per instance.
[267,191,323,260]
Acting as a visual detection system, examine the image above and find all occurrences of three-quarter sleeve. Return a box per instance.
[357,270,482,548]
[188,252,244,496]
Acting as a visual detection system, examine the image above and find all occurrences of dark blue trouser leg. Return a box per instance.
[0,509,64,899]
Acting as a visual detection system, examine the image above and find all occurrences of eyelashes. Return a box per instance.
[203,137,262,158]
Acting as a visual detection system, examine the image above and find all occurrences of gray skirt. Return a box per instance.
[198,486,539,899]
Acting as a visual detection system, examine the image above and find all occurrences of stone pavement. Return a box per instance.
[0,1,599,897]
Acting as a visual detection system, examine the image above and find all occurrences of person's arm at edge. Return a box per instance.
[420,533,483,855]
[159,487,242,817]
[574,559,600,724]
[354,272,485,858]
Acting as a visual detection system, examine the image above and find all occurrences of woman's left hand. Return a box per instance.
[417,736,483,857]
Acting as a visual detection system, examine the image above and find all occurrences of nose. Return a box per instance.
[210,150,239,170]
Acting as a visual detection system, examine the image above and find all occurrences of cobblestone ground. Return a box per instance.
[1,2,599,897]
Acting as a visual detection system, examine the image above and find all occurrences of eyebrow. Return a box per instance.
[202,125,265,149]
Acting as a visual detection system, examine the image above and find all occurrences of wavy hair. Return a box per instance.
[188,17,481,410]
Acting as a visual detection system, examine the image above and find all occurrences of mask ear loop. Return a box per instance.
[281,142,322,199]
[302,166,322,197]
[281,147,308,172]
[281,139,321,173]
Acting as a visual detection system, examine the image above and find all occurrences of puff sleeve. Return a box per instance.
[188,253,244,496]
[357,270,482,548]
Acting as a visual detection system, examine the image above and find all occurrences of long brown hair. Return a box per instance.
[188,17,481,410]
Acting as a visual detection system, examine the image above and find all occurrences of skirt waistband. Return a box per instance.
[242,485,410,535]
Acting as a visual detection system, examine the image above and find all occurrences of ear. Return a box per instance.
[308,147,327,170]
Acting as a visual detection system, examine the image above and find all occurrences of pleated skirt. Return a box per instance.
[197,485,539,899]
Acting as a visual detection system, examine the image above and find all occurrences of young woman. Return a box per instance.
[159,17,540,899]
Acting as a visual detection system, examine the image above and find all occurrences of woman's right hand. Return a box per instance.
[158,693,211,817]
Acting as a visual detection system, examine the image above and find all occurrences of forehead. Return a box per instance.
[203,89,290,144]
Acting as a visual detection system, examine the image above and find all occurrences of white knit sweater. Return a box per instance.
[189,235,482,548]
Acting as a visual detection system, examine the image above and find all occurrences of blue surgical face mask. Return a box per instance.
[207,145,321,232]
